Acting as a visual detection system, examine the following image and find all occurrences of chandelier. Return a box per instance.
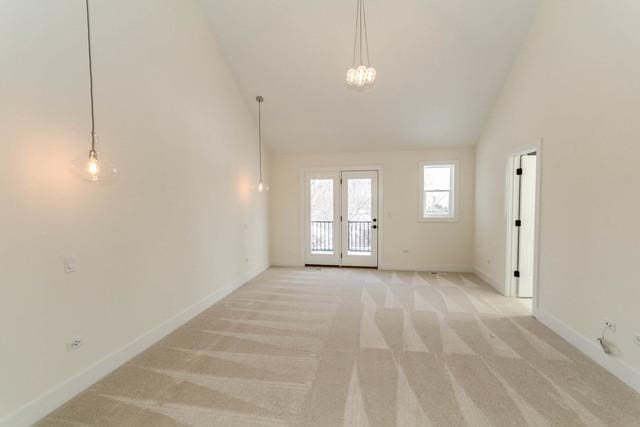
[345,0,376,87]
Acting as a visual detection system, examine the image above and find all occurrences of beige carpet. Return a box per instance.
[37,267,640,426]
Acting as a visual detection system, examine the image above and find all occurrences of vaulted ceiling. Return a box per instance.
[200,0,540,153]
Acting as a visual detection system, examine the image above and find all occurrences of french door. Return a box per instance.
[341,171,378,267]
[304,170,378,267]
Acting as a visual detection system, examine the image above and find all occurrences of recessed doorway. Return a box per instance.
[506,146,540,302]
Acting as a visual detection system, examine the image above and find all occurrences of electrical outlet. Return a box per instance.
[634,333,640,347]
[604,320,616,332]
[67,338,83,352]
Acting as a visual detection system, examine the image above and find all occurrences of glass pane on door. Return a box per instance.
[347,178,372,255]
[310,179,334,254]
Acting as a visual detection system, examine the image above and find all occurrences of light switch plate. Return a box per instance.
[64,256,78,273]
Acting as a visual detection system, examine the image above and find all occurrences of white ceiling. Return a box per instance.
[200,0,540,153]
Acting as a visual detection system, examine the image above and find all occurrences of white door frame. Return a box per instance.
[504,139,542,307]
[299,166,384,267]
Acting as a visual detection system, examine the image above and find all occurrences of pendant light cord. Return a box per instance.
[85,0,96,151]
[351,0,370,67]
[351,0,360,67]
[359,0,363,65]
[362,0,371,66]
[257,98,262,181]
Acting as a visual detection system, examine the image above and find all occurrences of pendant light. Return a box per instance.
[256,96,268,192]
[345,0,376,87]
[70,0,118,182]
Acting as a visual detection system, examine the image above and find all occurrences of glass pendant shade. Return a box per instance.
[365,67,376,84]
[345,68,357,85]
[346,66,376,87]
[71,0,119,184]
[70,134,119,182]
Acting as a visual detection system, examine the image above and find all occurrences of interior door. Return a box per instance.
[304,172,341,265]
[516,153,537,298]
[341,171,378,267]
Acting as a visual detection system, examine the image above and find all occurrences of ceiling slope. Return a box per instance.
[200,0,540,153]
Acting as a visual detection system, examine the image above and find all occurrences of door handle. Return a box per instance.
[372,225,378,229]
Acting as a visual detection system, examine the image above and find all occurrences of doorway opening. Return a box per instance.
[506,146,540,310]
[303,169,379,268]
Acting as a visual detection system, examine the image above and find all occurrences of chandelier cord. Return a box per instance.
[351,0,360,67]
[359,0,363,65]
[85,0,96,151]
[363,0,371,66]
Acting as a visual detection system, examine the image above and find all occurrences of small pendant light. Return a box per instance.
[71,0,118,182]
[256,96,268,192]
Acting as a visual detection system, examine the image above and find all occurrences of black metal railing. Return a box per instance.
[311,220,373,253]
[311,221,333,252]
[348,221,372,252]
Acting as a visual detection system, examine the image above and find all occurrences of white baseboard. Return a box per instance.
[271,261,305,268]
[473,266,505,294]
[533,307,640,393]
[1,265,269,427]
[379,263,474,273]
[272,261,473,273]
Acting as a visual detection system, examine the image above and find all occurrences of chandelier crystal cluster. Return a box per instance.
[346,0,376,87]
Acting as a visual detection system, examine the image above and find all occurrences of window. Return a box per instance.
[420,162,456,220]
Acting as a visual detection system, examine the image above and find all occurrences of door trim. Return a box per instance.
[299,165,384,268]
[504,139,542,308]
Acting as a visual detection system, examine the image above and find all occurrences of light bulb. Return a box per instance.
[355,65,367,87]
[365,67,376,85]
[258,180,264,192]
[70,135,119,183]
[87,150,99,181]
[346,68,357,85]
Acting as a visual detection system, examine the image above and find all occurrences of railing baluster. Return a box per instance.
[310,220,337,252]
[344,220,372,253]
[312,220,372,253]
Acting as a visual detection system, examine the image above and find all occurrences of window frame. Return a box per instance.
[419,161,458,222]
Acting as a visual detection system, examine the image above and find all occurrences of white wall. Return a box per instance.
[474,0,640,378]
[0,0,268,422]
[269,149,474,271]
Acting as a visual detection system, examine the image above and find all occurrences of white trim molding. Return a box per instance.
[380,263,474,273]
[473,266,504,294]
[0,265,269,427]
[533,307,640,393]
[298,165,385,268]
[418,160,459,222]
[504,139,543,304]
